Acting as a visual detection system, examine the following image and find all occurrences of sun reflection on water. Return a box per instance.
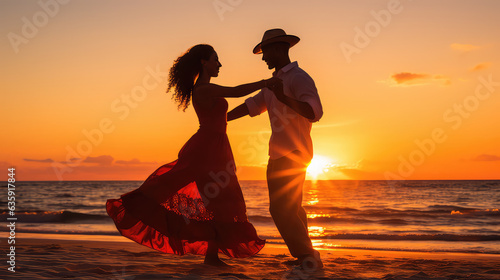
[308,226,325,237]
[307,213,331,219]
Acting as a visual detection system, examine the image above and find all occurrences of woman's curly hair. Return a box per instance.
[167,44,215,111]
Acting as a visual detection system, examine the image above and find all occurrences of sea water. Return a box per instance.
[1,180,499,254]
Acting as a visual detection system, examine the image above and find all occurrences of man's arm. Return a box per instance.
[227,103,249,121]
[228,90,267,121]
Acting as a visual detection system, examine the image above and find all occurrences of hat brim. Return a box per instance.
[253,35,300,54]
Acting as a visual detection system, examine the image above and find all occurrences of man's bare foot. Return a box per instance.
[204,256,230,267]
[300,250,323,271]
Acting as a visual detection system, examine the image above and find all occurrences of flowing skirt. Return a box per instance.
[106,128,265,258]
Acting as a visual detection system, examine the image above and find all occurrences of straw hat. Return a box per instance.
[253,28,300,54]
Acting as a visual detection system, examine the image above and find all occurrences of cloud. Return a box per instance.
[450,43,481,52]
[115,158,157,165]
[470,62,491,72]
[309,160,388,180]
[58,158,82,164]
[388,72,451,87]
[15,164,158,181]
[83,155,114,165]
[392,72,430,84]
[472,154,500,161]
[24,158,54,163]
[337,168,384,180]
[22,155,157,167]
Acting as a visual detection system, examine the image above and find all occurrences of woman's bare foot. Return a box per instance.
[204,240,229,266]
[204,256,230,267]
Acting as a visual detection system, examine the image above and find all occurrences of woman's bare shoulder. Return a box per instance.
[192,84,217,107]
[193,83,220,93]
[193,83,225,98]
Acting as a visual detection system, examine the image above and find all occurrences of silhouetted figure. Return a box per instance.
[228,28,324,270]
[107,44,281,266]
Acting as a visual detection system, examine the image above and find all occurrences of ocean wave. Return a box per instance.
[3,208,495,226]
[427,205,479,211]
[303,205,500,218]
[1,229,498,254]
[54,193,76,198]
[5,227,499,243]
[0,210,110,223]
[249,215,375,224]
[0,228,120,235]
[263,240,500,254]
[316,233,500,242]
[257,233,500,242]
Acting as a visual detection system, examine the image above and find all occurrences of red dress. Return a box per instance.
[106,97,265,258]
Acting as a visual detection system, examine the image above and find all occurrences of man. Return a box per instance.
[227,28,324,270]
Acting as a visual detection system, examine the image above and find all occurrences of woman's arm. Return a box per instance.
[195,77,280,99]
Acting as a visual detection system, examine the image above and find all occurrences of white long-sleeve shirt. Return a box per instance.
[245,61,323,161]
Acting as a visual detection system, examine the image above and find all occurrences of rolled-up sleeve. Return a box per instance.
[245,90,267,117]
[291,74,323,122]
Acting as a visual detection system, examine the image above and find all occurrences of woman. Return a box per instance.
[106,44,279,266]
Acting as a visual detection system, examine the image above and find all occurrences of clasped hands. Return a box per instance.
[264,77,285,100]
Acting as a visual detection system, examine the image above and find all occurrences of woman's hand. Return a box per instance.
[264,77,282,90]
[266,77,285,100]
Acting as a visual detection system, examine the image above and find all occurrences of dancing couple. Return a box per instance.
[106,28,323,270]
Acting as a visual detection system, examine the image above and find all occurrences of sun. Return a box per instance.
[306,155,334,179]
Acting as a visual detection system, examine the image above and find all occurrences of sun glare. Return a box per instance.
[306,155,334,179]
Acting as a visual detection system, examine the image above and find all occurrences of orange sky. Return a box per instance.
[2,0,500,181]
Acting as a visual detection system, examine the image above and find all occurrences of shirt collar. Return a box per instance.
[273,61,298,77]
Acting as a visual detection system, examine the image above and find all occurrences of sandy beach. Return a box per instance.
[2,234,500,280]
